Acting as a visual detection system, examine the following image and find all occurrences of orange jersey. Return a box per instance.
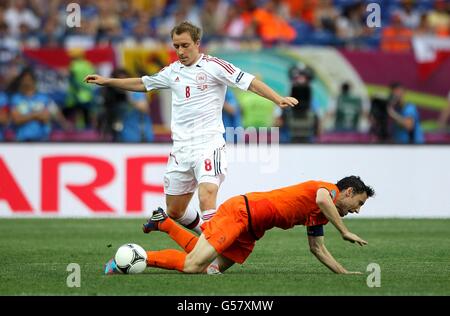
[245,181,339,238]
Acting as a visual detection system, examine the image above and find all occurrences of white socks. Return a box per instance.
[206,259,222,275]
[175,207,217,234]
[176,205,203,235]
[202,209,217,221]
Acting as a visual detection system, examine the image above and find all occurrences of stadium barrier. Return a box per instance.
[0,144,449,218]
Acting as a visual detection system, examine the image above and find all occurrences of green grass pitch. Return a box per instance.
[0,218,449,296]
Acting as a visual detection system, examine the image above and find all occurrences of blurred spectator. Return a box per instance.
[237,91,278,129]
[38,15,64,47]
[0,20,19,52]
[175,0,202,27]
[336,2,373,47]
[28,0,57,20]
[252,0,297,44]
[119,92,154,143]
[381,12,413,52]
[98,68,154,142]
[157,0,201,39]
[222,89,242,130]
[314,0,339,34]
[0,21,20,89]
[438,90,450,130]
[415,13,435,36]
[17,22,40,48]
[64,18,98,50]
[64,48,96,129]
[200,0,228,39]
[118,2,137,37]
[220,6,261,50]
[369,94,389,143]
[329,82,363,132]
[124,12,159,46]
[427,0,450,37]
[96,0,124,45]
[0,91,8,141]
[387,82,424,144]
[4,0,40,37]
[271,0,292,21]
[8,68,52,141]
[222,5,246,38]
[222,5,258,49]
[237,0,258,22]
[222,89,242,143]
[286,0,317,26]
[235,75,279,129]
[395,0,422,30]
[285,64,319,143]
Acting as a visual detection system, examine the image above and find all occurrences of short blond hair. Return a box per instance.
[170,21,202,43]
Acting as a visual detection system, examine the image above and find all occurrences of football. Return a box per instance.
[114,243,147,274]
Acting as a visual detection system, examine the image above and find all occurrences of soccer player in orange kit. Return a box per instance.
[105,175,374,275]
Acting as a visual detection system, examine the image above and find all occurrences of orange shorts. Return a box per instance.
[201,196,256,264]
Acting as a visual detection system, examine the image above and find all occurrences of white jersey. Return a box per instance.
[141,54,255,148]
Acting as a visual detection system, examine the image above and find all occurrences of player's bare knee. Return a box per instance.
[166,207,184,219]
[199,196,214,211]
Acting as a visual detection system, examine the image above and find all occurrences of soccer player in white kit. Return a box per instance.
[85,21,298,235]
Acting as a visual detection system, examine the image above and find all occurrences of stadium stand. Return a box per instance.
[0,0,449,143]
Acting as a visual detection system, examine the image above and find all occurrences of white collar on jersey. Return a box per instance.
[178,53,204,70]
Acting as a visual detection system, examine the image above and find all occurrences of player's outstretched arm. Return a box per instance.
[308,235,362,274]
[248,78,298,108]
[84,74,146,92]
[316,188,368,246]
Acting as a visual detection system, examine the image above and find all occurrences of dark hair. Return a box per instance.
[171,21,202,43]
[7,66,36,94]
[336,176,375,197]
[341,82,351,94]
[390,81,403,90]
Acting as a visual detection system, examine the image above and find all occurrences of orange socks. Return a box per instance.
[145,217,201,272]
[146,250,186,272]
[159,217,199,253]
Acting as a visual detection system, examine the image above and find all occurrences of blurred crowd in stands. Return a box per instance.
[1,0,450,49]
[0,0,450,143]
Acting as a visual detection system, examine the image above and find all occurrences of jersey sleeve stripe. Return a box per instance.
[214,58,236,73]
[211,59,234,74]
[213,57,236,72]
[209,58,235,74]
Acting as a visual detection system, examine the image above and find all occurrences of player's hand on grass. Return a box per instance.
[342,231,368,246]
[278,96,298,108]
[84,74,108,86]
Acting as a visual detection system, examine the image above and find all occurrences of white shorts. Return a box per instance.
[163,141,228,195]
